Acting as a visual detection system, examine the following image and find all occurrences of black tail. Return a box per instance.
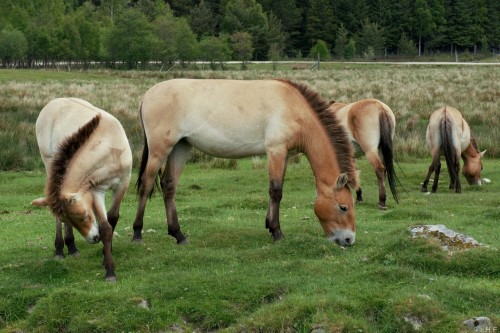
[379,111,399,203]
[135,103,159,198]
[440,114,460,185]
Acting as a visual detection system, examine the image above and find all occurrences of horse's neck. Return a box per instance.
[302,127,342,196]
[461,143,479,160]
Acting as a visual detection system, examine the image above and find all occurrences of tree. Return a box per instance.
[0,26,28,67]
[334,24,349,59]
[267,11,286,60]
[308,39,330,60]
[258,0,302,55]
[221,0,269,59]
[306,0,336,49]
[229,31,254,69]
[105,9,158,69]
[199,35,232,69]
[398,33,417,56]
[356,20,386,57]
[154,12,199,66]
[189,0,218,38]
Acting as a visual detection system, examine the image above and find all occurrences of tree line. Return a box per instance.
[0,0,499,69]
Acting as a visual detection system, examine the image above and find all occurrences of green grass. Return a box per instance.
[0,158,498,332]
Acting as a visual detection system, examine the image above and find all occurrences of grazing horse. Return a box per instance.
[329,99,399,209]
[421,106,485,193]
[32,98,132,281]
[133,79,359,246]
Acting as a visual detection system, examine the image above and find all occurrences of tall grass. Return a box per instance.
[0,64,498,170]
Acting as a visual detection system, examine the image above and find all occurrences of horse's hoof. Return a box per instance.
[177,239,189,245]
[54,254,65,260]
[377,204,388,210]
[105,275,117,283]
[69,251,80,258]
[356,199,364,204]
[132,237,144,244]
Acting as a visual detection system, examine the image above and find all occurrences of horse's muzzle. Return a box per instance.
[328,230,356,246]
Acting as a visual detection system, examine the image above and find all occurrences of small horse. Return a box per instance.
[133,79,359,246]
[32,98,132,281]
[421,106,485,193]
[329,99,399,209]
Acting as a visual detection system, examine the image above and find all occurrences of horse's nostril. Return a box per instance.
[344,237,352,245]
[94,235,100,242]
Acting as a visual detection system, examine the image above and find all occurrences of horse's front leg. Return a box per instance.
[64,223,79,256]
[107,181,130,232]
[99,221,116,282]
[54,218,65,259]
[94,193,116,281]
[265,150,287,241]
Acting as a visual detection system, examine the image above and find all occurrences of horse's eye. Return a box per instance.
[339,205,348,212]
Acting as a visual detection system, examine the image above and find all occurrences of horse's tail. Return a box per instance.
[379,108,399,203]
[440,111,460,184]
[135,102,159,198]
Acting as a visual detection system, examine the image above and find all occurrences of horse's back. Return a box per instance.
[140,79,310,158]
[36,98,131,170]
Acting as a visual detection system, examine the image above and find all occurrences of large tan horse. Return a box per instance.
[329,99,399,209]
[133,79,359,246]
[32,98,132,281]
[421,106,485,193]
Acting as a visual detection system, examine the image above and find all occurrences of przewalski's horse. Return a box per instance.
[32,98,132,281]
[329,99,399,210]
[421,106,485,193]
[134,79,359,246]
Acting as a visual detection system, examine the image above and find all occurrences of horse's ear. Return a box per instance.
[31,197,48,206]
[335,173,349,190]
[329,99,336,105]
[480,150,486,158]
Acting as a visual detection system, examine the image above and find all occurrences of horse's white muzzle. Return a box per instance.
[328,229,356,246]
[85,223,100,244]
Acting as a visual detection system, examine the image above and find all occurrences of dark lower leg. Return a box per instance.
[64,224,79,256]
[266,180,283,241]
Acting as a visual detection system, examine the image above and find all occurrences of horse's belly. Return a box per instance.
[186,134,266,158]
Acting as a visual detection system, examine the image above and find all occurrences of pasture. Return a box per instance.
[0,66,499,332]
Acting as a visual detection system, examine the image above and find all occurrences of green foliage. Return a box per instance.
[229,31,254,68]
[105,9,158,69]
[0,26,28,66]
[357,20,386,57]
[308,39,330,60]
[399,33,418,56]
[199,35,232,69]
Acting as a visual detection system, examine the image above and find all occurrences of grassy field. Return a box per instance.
[0,66,498,332]
[0,157,499,332]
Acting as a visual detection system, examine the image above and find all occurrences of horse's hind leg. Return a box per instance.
[133,154,169,242]
[161,141,192,244]
[422,151,440,192]
[366,152,387,209]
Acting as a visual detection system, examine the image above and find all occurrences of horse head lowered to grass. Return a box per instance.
[133,79,359,246]
[421,106,485,193]
[32,98,132,281]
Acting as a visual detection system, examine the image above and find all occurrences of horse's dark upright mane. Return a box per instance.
[276,79,357,188]
[470,135,479,151]
[47,115,101,217]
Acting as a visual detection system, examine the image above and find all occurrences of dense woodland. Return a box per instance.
[0,0,499,68]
